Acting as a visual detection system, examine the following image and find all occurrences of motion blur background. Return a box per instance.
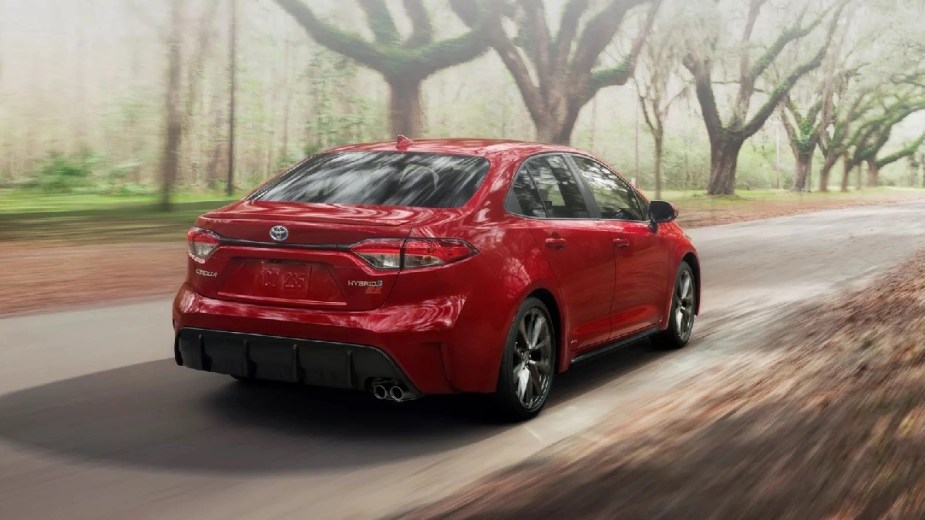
[2,0,924,211]
[4,2,925,518]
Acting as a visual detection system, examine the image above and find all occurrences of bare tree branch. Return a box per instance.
[357,0,399,45]
[402,0,433,47]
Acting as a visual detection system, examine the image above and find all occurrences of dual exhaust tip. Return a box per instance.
[372,381,415,402]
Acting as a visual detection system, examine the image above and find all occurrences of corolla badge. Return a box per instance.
[269,225,289,242]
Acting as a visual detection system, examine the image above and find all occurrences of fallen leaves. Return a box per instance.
[408,252,925,519]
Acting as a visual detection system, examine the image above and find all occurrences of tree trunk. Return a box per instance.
[856,160,863,191]
[654,133,664,199]
[533,114,574,145]
[820,153,839,192]
[531,94,576,145]
[387,77,424,137]
[866,159,880,187]
[279,39,293,163]
[226,0,237,195]
[159,0,183,212]
[534,121,557,145]
[708,136,743,195]
[839,153,851,192]
[818,161,831,192]
[791,150,812,192]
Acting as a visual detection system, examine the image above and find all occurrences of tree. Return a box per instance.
[226,0,237,195]
[461,0,660,145]
[858,124,925,187]
[682,0,847,195]
[634,15,688,199]
[273,0,497,137]
[830,89,925,188]
[776,34,852,192]
[149,0,219,210]
[158,0,184,211]
[915,151,925,188]
[818,83,878,192]
[779,95,826,192]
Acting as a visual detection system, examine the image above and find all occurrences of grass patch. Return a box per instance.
[0,186,922,243]
[0,190,239,215]
[0,193,240,242]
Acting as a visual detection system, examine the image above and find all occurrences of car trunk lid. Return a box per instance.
[189,201,440,311]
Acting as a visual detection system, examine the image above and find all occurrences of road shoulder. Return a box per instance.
[402,250,925,519]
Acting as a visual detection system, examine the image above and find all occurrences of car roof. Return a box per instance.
[324,138,590,161]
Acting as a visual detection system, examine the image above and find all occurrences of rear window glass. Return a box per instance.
[249,152,490,208]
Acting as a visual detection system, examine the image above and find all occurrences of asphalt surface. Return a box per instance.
[2,200,924,519]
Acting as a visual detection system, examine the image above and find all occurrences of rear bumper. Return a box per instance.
[175,328,418,394]
[172,283,503,394]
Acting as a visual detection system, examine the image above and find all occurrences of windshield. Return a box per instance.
[249,152,491,208]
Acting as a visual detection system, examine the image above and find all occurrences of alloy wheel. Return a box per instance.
[674,269,695,342]
[512,307,553,409]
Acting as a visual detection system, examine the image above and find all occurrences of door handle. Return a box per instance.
[612,238,631,249]
[545,237,568,250]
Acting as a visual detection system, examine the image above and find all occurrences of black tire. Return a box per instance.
[652,262,696,350]
[489,297,556,422]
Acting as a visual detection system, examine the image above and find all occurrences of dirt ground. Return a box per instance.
[0,241,187,316]
[403,253,925,519]
[1,192,922,317]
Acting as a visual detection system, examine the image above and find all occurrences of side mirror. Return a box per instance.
[649,200,678,223]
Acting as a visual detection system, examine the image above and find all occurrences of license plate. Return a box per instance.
[259,261,310,298]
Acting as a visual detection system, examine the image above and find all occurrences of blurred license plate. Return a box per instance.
[259,261,310,298]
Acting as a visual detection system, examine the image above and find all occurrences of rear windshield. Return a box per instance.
[249,152,491,208]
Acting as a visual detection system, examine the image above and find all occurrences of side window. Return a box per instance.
[523,155,590,219]
[505,167,548,217]
[571,155,646,221]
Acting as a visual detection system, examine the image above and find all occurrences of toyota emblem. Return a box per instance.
[269,225,289,242]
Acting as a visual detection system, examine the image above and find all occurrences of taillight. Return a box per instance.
[349,239,404,270]
[402,238,477,268]
[187,227,221,263]
[350,238,477,270]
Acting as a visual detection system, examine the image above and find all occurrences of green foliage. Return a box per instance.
[27,151,101,193]
[91,159,149,195]
[305,51,380,149]
[795,118,816,154]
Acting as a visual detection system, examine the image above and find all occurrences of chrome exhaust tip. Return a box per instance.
[372,384,389,400]
[389,385,404,401]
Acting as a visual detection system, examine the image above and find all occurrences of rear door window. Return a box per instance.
[570,155,647,221]
[520,155,591,219]
[250,152,490,208]
[505,167,548,217]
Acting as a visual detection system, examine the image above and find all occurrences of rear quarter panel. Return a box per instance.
[408,151,573,391]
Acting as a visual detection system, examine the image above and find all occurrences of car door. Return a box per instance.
[506,154,616,350]
[567,154,670,340]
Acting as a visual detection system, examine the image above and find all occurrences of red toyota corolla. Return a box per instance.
[173,138,699,420]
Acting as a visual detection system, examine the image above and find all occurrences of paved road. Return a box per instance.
[2,201,924,519]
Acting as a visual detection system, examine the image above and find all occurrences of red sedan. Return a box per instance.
[173,138,700,421]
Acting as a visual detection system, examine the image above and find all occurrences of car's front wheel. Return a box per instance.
[653,262,696,349]
[490,297,555,421]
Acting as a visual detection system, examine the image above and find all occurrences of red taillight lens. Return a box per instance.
[187,227,221,263]
[350,238,477,270]
[349,239,404,270]
[402,238,477,268]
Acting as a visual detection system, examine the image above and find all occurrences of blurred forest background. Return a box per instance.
[1,0,924,211]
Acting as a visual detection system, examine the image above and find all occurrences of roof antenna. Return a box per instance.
[396,135,414,150]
